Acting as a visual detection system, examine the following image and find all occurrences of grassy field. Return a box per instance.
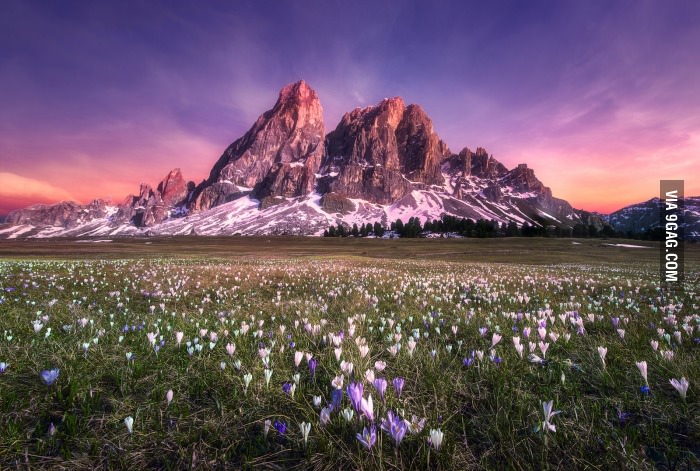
[2,236,697,265]
[0,237,697,469]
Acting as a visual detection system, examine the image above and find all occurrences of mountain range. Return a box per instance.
[1,80,697,239]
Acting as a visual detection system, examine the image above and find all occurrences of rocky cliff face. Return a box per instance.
[193,80,324,210]
[116,168,193,227]
[319,97,451,204]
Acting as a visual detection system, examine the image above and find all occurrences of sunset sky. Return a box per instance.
[2,0,699,216]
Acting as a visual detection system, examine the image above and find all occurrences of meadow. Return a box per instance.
[0,237,698,469]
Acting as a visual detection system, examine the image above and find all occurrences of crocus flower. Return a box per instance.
[358,344,370,358]
[299,422,311,445]
[356,425,377,450]
[264,419,272,437]
[528,354,546,365]
[341,407,354,422]
[381,410,407,446]
[332,375,344,390]
[597,346,607,369]
[541,400,560,432]
[428,428,444,450]
[405,415,426,434]
[40,368,59,386]
[124,416,134,434]
[0,362,7,373]
[491,333,502,348]
[320,407,332,425]
[341,360,354,376]
[166,389,173,406]
[360,394,374,422]
[347,382,364,412]
[331,388,343,410]
[243,373,253,393]
[312,395,322,408]
[636,361,648,385]
[669,377,689,400]
[393,377,405,398]
[294,351,304,367]
[308,358,317,377]
[373,378,387,401]
[273,420,286,435]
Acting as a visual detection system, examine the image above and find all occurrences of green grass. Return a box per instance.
[0,238,697,469]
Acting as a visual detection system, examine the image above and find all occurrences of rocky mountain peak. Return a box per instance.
[193,81,325,210]
[157,168,190,207]
[443,147,508,180]
[320,97,450,204]
[502,163,547,194]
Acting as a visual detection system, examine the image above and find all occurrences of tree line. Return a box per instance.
[322,214,655,239]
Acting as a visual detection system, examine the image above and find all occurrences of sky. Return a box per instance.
[1,0,699,215]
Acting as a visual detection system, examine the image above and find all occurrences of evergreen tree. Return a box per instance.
[506,221,520,237]
[373,221,385,237]
[360,223,369,237]
[395,218,404,236]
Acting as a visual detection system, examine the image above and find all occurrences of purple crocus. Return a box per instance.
[463,357,474,368]
[273,420,287,435]
[308,358,317,377]
[392,377,405,398]
[282,382,293,395]
[373,378,387,401]
[380,410,407,447]
[347,382,364,412]
[331,388,343,411]
[40,368,59,386]
[356,425,377,450]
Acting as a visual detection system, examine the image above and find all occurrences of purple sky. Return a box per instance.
[2,0,699,215]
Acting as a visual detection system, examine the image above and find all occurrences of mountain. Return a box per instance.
[193,80,324,211]
[0,80,650,239]
[606,197,700,240]
[317,97,449,205]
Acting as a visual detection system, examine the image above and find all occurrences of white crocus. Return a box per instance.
[636,361,648,385]
[541,400,560,432]
[669,377,689,400]
[299,422,311,445]
[124,416,134,434]
[597,346,607,369]
[428,428,444,450]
